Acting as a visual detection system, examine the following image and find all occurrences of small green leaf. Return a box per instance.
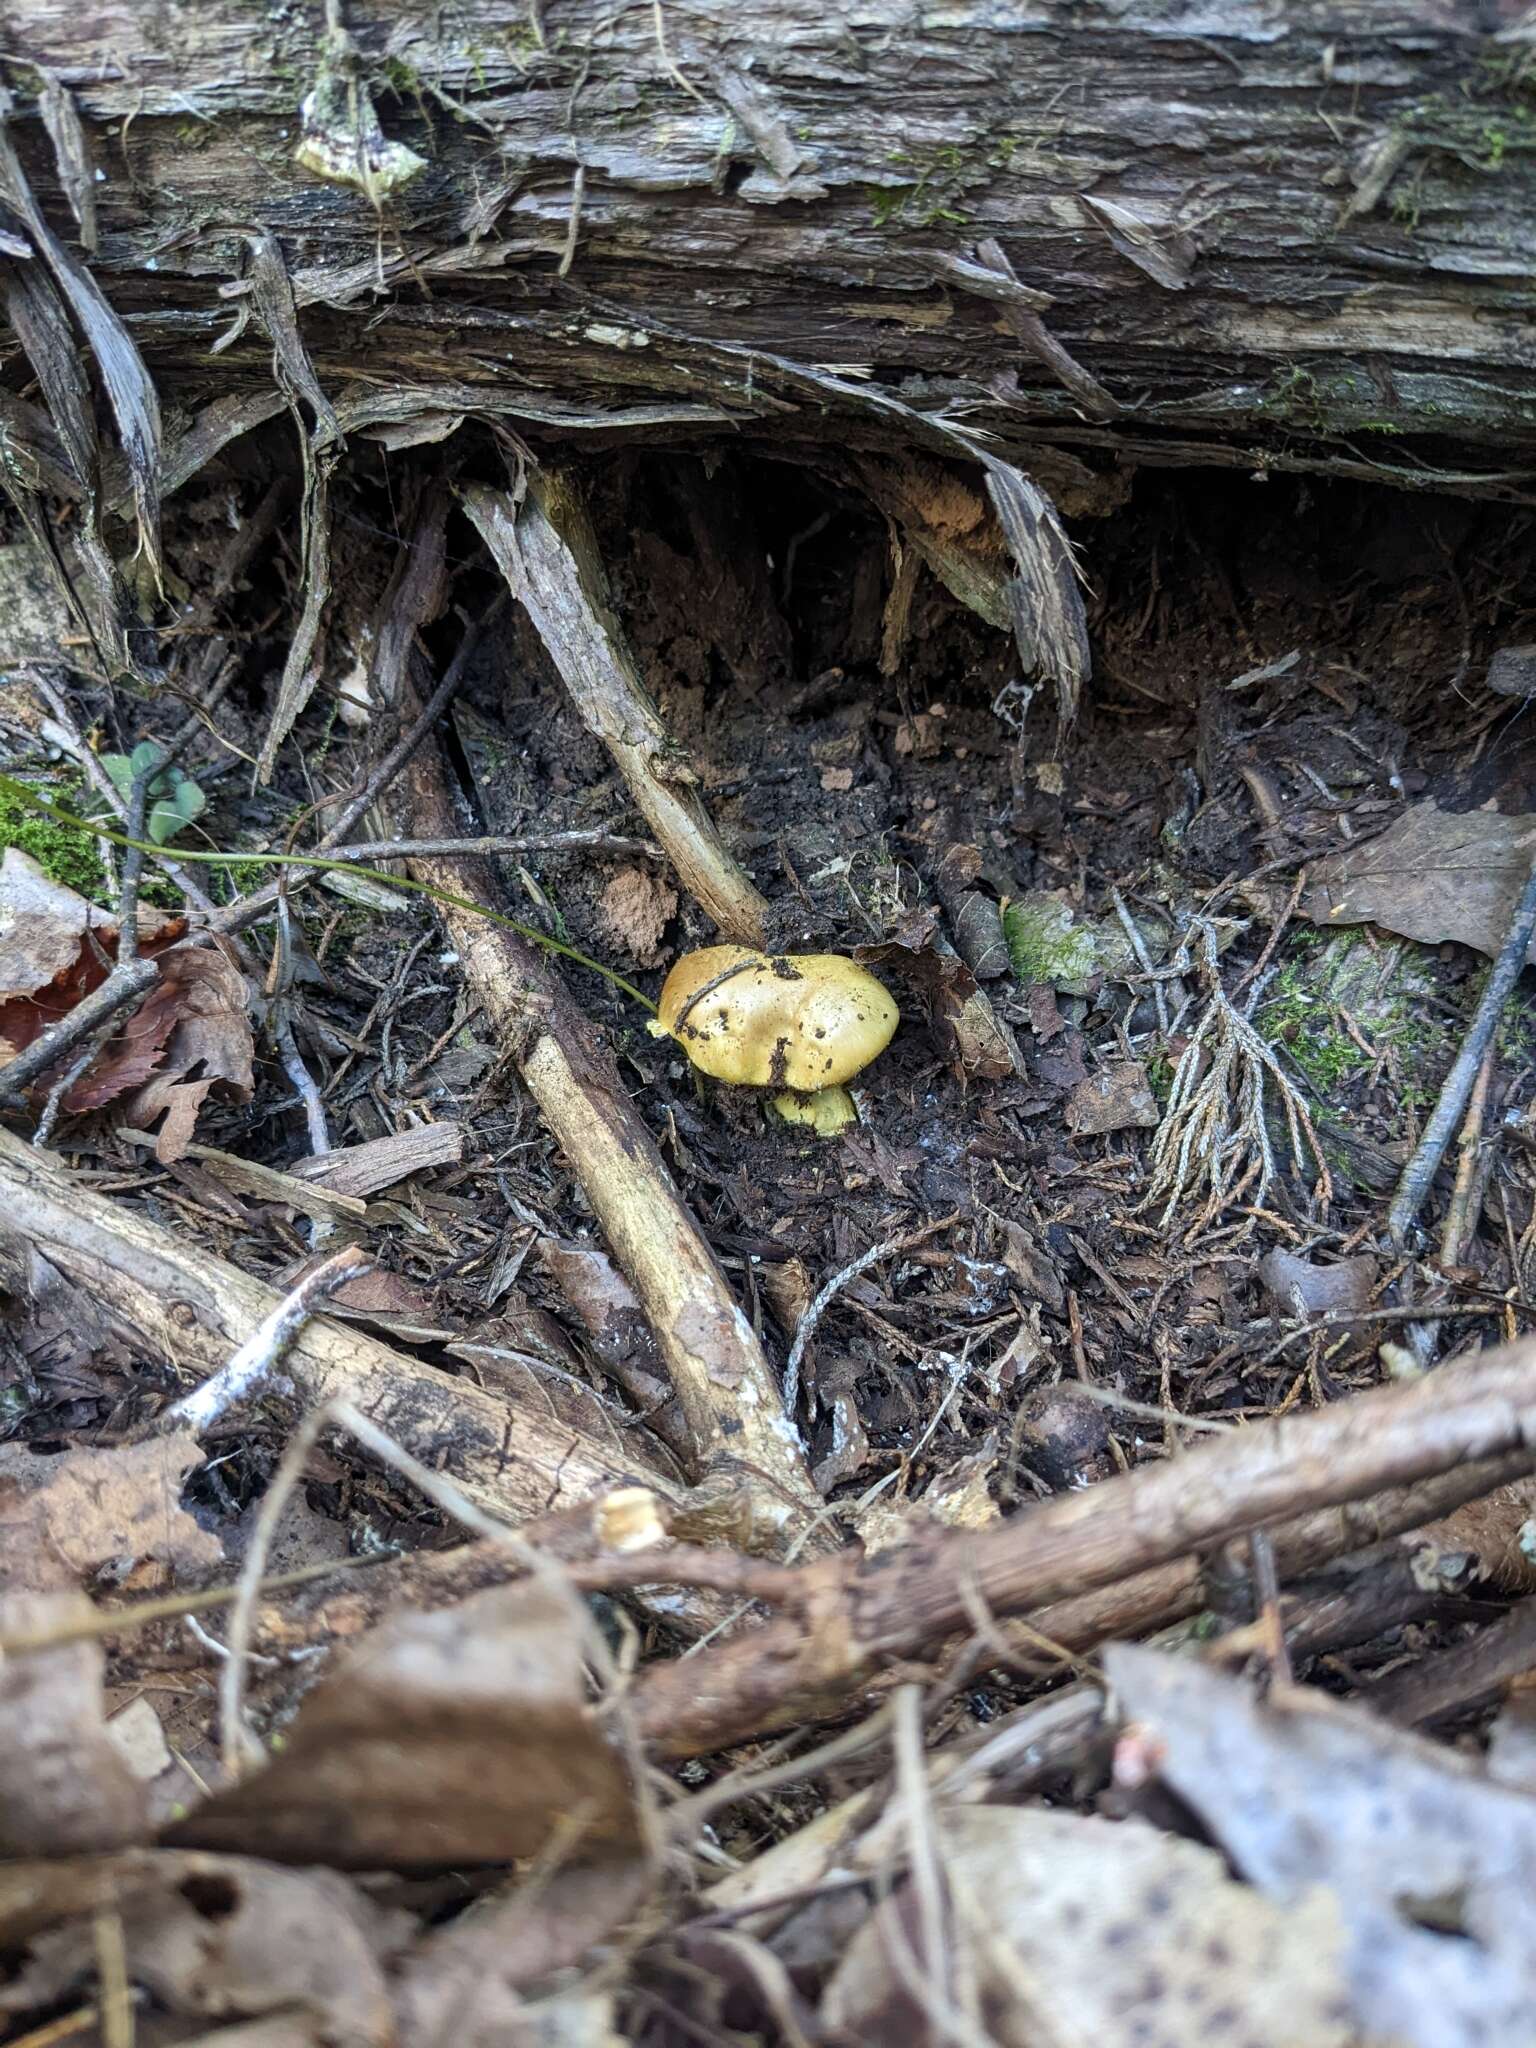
[172,778,205,823]
[101,752,133,794]
[147,800,180,843]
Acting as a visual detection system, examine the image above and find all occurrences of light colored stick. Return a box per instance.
[464,476,771,946]
[165,1244,370,1433]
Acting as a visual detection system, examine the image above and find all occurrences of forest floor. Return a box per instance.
[2,432,1535,2047]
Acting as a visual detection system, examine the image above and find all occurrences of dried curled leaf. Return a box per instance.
[68,946,255,1159]
[168,1581,642,1869]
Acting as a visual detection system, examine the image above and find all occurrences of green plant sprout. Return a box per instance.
[100,742,207,846]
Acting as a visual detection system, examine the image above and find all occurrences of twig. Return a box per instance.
[91,1913,133,2048]
[1247,1527,1293,1687]
[1139,915,1331,1237]
[164,1244,371,1433]
[0,1116,668,1527]
[27,671,224,924]
[1366,1592,1536,1728]
[1028,1452,1531,1655]
[29,754,156,1147]
[1441,1041,1498,1268]
[1108,884,1166,1032]
[464,478,772,945]
[1389,854,1536,1243]
[266,827,658,864]
[631,1334,1536,1757]
[783,1215,957,1416]
[215,599,503,938]
[392,568,820,1533]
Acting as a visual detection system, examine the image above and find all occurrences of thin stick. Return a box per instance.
[91,1915,133,2048]
[464,478,771,945]
[29,755,156,1143]
[632,1334,1536,1757]
[1441,1041,1498,1269]
[783,1215,956,1416]
[1389,853,1536,1245]
[163,1244,371,1433]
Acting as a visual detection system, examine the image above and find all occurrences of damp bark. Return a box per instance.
[0,1,1532,506]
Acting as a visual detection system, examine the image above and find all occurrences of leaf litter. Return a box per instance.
[2,184,1536,2048]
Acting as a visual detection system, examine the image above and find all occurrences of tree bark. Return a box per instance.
[1,0,1533,509]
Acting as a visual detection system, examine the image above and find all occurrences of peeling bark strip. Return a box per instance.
[2,1,1532,498]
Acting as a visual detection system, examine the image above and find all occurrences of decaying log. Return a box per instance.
[2,0,1532,501]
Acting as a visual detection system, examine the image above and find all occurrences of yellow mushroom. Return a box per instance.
[652,945,899,1094]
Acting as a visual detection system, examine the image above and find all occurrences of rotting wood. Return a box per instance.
[630,1336,1536,1756]
[398,717,823,1542]
[463,476,773,948]
[0,1124,668,1525]
[1,4,1531,486]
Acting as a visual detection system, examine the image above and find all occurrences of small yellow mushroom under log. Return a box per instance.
[652,946,899,1126]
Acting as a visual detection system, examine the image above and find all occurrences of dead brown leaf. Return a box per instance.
[1304,801,1536,964]
[0,1430,221,1593]
[72,945,255,1159]
[0,846,184,1061]
[0,1850,394,2044]
[595,865,677,968]
[0,1592,150,1853]
[168,1580,643,1869]
[860,912,1020,1081]
[1258,1248,1377,1327]
[395,1861,648,2048]
[1065,1056,1158,1136]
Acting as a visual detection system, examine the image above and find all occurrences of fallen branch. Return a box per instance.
[399,703,820,1538]
[464,475,773,947]
[0,1125,671,1526]
[631,1337,1536,1756]
[1029,1451,1531,1653]
[388,499,820,1539]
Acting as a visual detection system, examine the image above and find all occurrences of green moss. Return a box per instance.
[1002,898,1100,992]
[0,776,105,899]
[1261,932,1445,1113]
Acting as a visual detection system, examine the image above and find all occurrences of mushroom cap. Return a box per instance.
[657,945,898,1091]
